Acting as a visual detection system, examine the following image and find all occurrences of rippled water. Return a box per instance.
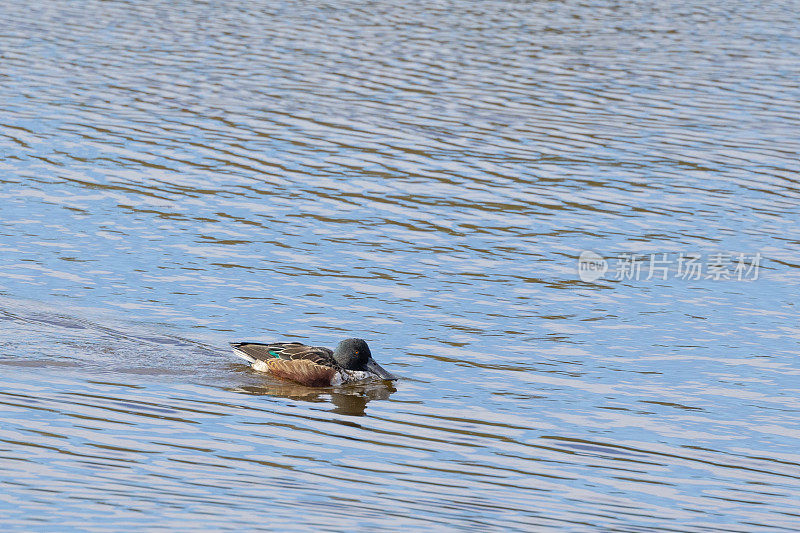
[2,0,800,530]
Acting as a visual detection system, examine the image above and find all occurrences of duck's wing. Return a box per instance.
[231,342,339,387]
[231,342,336,366]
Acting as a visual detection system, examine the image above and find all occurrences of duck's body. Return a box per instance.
[231,338,396,387]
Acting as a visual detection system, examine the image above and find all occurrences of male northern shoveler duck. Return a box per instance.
[231,338,397,387]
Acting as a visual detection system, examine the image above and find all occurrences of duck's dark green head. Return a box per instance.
[333,338,396,380]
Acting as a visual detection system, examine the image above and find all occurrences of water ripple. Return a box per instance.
[2,0,800,530]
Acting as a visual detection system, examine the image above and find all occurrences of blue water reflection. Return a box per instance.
[1,0,799,530]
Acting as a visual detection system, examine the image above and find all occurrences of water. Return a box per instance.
[2,0,800,530]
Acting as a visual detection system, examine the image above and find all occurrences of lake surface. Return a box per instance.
[2,0,800,530]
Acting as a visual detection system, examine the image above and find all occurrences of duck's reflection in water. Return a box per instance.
[231,378,396,416]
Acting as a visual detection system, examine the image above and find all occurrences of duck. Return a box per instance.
[231,338,397,387]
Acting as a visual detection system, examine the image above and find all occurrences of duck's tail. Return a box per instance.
[230,342,257,364]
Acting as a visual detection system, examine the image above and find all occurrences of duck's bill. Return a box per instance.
[366,358,397,381]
